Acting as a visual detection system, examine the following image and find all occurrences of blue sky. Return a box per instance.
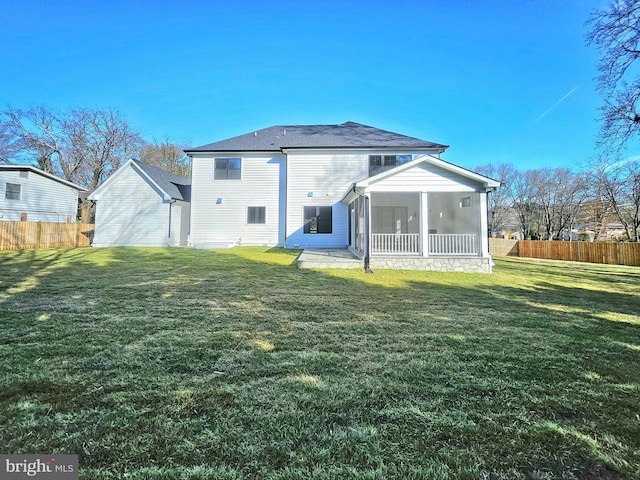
[0,0,609,171]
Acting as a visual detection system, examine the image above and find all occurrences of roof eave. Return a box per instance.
[281,145,448,153]
[184,149,281,155]
[0,164,87,191]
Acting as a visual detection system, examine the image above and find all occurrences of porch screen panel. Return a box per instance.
[427,192,480,234]
[370,192,421,255]
[353,196,365,253]
[427,192,481,255]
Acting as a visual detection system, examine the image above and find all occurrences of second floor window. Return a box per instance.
[369,155,412,176]
[214,158,241,180]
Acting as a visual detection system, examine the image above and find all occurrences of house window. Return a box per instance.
[247,206,266,224]
[304,206,332,234]
[460,196,472,208]
[369,155,412,176]
[214,158,241,180]
[5,183,21,200]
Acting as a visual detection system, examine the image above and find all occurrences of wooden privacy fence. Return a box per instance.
[489,238,519,257]
[0,221,94,250]
[489,238,640,266]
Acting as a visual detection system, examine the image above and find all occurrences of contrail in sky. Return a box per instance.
[533,85,580,123]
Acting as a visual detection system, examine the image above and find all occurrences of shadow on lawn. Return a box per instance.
[0,247,638,478]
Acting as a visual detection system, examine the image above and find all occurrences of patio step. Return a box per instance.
[297,249,363,270]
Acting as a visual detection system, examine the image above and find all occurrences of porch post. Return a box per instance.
[364,194,372,273]
[421,192,428,257]
[480,191,490,257]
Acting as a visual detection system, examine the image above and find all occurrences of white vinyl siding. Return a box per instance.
[190,154,283,247]
[93,165,171,247]
[169,200,190,246]
[285,151,368,248]
[0,170,80,222]
[367,164,480,193]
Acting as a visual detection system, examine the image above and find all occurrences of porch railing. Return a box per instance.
[371,233,420,255]
[429,234,478,255]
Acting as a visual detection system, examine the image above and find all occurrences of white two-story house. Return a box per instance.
[185,121,500,273]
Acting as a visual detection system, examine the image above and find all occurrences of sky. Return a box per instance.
[0,0,614,172]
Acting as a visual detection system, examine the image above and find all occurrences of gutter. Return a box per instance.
[167,199,177,243]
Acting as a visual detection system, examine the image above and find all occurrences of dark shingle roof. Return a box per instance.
[185,121,448,153]
[131,160,191,201]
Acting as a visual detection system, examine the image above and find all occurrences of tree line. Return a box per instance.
[0,105,190,192]
[475,159,640,242]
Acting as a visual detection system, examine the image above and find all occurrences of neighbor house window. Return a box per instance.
[304,206,332,234]
[5,183,21,200]
[247,206,266,224]
[214,158,241,179]
[369,155,412,176]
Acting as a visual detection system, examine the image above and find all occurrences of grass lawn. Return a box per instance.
[0,247,639,479]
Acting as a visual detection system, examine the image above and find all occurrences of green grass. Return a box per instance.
[0,247,638,479]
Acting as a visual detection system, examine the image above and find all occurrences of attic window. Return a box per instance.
[19,171,29,179]
[214,158,241,180]
[369,155,412,176]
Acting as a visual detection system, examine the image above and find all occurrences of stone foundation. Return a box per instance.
[369,256,494,273]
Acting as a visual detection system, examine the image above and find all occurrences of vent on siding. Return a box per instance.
[19,171,29,179]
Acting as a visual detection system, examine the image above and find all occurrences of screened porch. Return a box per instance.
[349,192,483,256]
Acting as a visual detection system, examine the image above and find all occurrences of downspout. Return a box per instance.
[351,184,373,274]
[168,199,177,246]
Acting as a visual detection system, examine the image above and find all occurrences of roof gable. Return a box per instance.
[356,154,501,189]
[185,121,448,153]
[88,159,191,202]
[131,160,191,201]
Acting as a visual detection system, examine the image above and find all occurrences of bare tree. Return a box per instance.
[595,156,640,241]
[1,105,144,221]
[63,107,143,191]
[474,163,515,235]
[0,121,15,164]
[535,169,587,240]
[509,169,541,240]
[1,105,143,188]
[139,137,191,177]
[0,105,64,172]
[587,0,640,149]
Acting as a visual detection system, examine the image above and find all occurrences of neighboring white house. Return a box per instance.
[88,159,191,247]
[0,165,85,222]
[185,121,500,273]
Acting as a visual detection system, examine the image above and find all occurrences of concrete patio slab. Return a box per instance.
[297,248,363,269]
